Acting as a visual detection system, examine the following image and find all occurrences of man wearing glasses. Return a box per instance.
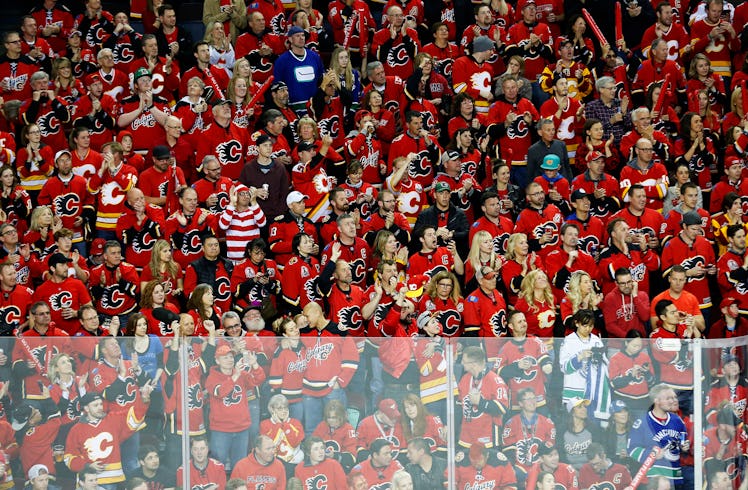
[620,136,670,212]
[601,267,650,337]
[0,32,37,102]
[584,76,631,145]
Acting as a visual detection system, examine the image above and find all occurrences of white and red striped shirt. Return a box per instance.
[219,204,267,262]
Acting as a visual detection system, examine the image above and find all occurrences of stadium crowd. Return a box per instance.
[0,0,748,488]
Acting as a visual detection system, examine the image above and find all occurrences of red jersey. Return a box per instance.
[179,65,229,99]
[356,414,406,457]
[387,131,441,190]
[407,247,454,277]
[301,330,359,398]
[539,96,584,160]
[610,207,667,242]
[456,463,517,490]
[30,4,75,52]
[598,245,660,295]
[0,56,37,102]
[717,249,748,314]
[115,206,165,270]
[90,262,140,317]
[32,278,92,335]
[117,94,170,151]
[463,287,507,357]
[619,162,670,211]
[452,55,495,114]
[163,209,219,269]
[205,364,266,432]
[661,234,716,308]
[161,343,208,436]
[486,96,539,165]
[87,163,138,231]
[691,18,739,77]
[515,204,564,257]
[632,59,686,108]
[19,96,71,151]
[37,174,94,243]
[234,31,285,84]
[320,238,371,287]
[650,325,694,389]
[130,56,180,101]
[268,214,319,268]
[526,462,579,490]
[608,349,656,403]
[70,148,104,182]
[247,0,286,36]
[579,462,632,490]
[505,21,553,79]
[370,27,421,81]
[231,452,286,490]
[282,255,321,311]
[328,0,376,53]
[294,458,348,490]
[352,459,403,489]
[176,459,226,490]
[502,413,556,470]
[65,400,148,485]
[458,369,509,448]
[193,177,233,214]
[495,335,552,408]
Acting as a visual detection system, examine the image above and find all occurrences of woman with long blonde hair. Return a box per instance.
[141,239,184,303]
[22,205,59,259]
[501,233,543,305]
[204,21,236,76]
[515,269,557,338]
[51,57,84,104]
[560,270,603,334]
[465,230,503,286]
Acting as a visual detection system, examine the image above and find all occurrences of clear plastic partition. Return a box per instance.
[7,334,745,489]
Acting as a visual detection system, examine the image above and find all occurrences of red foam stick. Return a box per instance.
[626,447,661,490]
[247,75,274,110]
[652,74,670,121]
[582,9,607,46]
[615,3,623,44]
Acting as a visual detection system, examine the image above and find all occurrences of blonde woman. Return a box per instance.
[465,230,503,286]
[515,270,557,338]
[51,57,84,104]
[501,233,544,305]
[205,21,236,76]
[22,205,59,260]
[560,270,603,334]
[329,47,362,112]
[140,239,184,303]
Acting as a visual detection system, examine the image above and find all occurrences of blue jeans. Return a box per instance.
[303,387,347,434]
[209,428,250,472]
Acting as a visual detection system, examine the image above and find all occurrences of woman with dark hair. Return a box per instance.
[0,164,31,233]
[566,14,595,66]
[608,330,655,414]
[447,92,484,139]
[359,89,396,157]
[281,233,321,315]
[645,81,680,140]
[673,112,717,202]
[485,160,523,220]
[186,284,222,336]
[140,279,180,336]
[401,393,446,455]
[445,127,484,184]
[662,162,703,216]
[576,118,620,173]
[693,89,721,135]
[713,192,748,256]
[370,230,407,282]
[230,238,281,315]
[294,436,347,486]
[269,316,306,423]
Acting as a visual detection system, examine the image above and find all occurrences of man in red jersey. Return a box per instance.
[371,5,420,80]
[295,436,348,489]
[525,444,579,490]
[571,152,621,224]
[387,111,442,192]
[20,71,71,151]
[95,48,130,102]
[361,189,411,246]
[235,12,285,84]
[598,217,660,295]
[632,38,686,109]
[662,210,716,315]
[71,73,117,152]
[515,181,563,258]
[502,387,556,471]
[717,225,748,315]
[32,253,92,335]
[545,222,598,296]
[710,156,748,216]
[328,0,376,64]
[356,399,406,459]
[458,345,510,450]
[176,435,226,490]
[495,310,553,410]
[663,182,711,243]
[619,138,669,212]
[117,68,170,153]
[184,235,233,313]
[138,145,186,214]
[164,187,219,269]
[0,32,37,102]
[130,34,179,102]
[505,0,554,101]
[87,141,138,238]
[30,0,76,53]
[38,150,94,252]
[231,435,286,489]
[564,189,608,258]
[247,0,286,36]
[90,240,140,327]
[407,225,464,278]
[579,443,632,490]
[641,2,691,66]
[66,389,152,488]
[486,76,539,180]
[469,191,514,254]
[611,184,666,248]
[268,191,318,267]
[116,188,165,271]
[452,36,496,114]
[351,438,404,489]
[0,262,32,335]
[180,41,229,99]
[691,0,739,79]
[456,445,517,490]
[363,61,405,130]
[0,224,33,288]
[320,214,371,286]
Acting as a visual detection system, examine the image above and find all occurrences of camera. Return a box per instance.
[590,346,606,364]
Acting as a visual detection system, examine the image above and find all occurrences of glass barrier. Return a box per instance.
[4,334,746,489]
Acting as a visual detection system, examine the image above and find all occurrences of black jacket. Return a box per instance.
[412,204,469,255]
